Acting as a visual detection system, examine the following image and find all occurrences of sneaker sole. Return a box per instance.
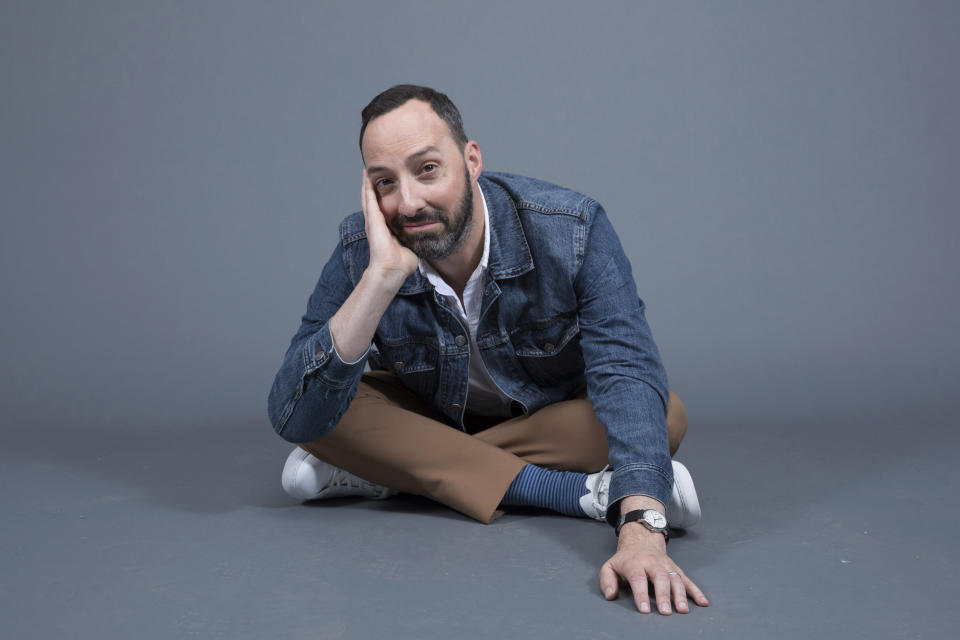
[669,460,701,529]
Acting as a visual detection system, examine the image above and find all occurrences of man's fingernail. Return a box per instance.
[604,588,612,598]
[640,602,650,613]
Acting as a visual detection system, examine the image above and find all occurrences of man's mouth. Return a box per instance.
[402,221,441,232]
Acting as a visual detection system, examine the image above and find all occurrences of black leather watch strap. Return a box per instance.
[616,509,669,541]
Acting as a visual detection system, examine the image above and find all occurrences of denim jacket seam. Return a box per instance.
[341,230,366,246]
[514,195,592,219]
[514,202,585,218]
[339,212,367,247]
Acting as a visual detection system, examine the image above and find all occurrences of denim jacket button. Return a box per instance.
[393,361,404,373]
[455,335,467,347]
[450,403,462,413]
[543,342,556,353]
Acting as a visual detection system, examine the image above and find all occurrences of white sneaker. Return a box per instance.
[667,460,701,529]
[281,447,398,501]
[578,460,701,528]
[579,464,612,521]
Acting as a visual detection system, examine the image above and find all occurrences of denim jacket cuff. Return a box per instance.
[305,323,371,388]
[604,462,674,528]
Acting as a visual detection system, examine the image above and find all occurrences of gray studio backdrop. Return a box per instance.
[2,1,957,436]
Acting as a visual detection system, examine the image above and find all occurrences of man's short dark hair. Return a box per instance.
[360,84,468,151]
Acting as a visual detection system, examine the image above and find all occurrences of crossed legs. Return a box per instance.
[296,371,688,523]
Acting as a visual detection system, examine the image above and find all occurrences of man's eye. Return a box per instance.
[422,163,438,174]
[376,179,393,189]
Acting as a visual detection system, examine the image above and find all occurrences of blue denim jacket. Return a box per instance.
[268,171,673,524]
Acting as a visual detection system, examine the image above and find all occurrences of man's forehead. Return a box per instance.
[361,100,453,165]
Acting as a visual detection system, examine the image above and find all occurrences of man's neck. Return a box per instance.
[424,185,486,298]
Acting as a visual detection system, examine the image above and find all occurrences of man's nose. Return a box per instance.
[396,180,426,217]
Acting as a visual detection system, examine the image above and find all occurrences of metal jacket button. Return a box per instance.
[455,335,467,347]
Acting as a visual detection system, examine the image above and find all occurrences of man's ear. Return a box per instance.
[464,140,482,181]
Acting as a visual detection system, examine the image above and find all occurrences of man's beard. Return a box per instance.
[389,168,474,261]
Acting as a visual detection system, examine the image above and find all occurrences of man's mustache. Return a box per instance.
[393,210,448,229]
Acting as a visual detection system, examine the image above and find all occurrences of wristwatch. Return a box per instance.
[616,508,669,541]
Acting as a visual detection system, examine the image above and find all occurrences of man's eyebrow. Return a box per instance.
[407,145,440,161]
[366,146,441,175]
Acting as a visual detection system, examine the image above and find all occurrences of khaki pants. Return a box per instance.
[298,371,687,523]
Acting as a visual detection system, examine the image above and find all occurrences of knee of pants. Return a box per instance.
[667,389,688,456]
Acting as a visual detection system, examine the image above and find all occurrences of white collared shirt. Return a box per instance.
[418,184,513,417]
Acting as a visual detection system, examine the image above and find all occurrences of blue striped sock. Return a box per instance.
[501,464,589,517]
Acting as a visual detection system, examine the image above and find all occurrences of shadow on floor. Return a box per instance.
[0,410,939,532]
[1,418,293,514]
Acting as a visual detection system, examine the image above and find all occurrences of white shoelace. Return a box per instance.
[329,467,382,494]
[590,464,612,517]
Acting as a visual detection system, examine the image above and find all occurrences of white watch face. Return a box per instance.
[643,510,667,529]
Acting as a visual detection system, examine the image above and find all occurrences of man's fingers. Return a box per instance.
[669,573,689,613]
[682,573,710,607]
[361,170,375,218]
[600,550,706,616]
[361,169,390,244]
[598,563,619,601]
[360,169,370,214]
[628,572,651,614]
[652,572,673,615]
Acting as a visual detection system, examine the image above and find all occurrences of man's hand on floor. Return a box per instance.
[599,496,709,614]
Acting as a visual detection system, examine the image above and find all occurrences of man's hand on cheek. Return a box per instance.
[361,169,418,282]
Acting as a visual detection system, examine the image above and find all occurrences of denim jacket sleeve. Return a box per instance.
[572,202,674,526]
[267,240,371,443]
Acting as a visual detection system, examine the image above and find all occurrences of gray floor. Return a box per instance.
[3,2,959,638]
[2,405,958,640]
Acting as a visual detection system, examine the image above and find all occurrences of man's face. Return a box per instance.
[361,100,475,260]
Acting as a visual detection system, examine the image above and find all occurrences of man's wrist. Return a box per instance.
[362,265,410,293]
[617,521,668,549]
[615,495,668,548]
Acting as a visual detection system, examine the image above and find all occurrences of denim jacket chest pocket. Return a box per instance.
[377,336,440,401]
[509,312,585,387]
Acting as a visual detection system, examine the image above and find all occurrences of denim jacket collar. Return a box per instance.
[397,174,534,295]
